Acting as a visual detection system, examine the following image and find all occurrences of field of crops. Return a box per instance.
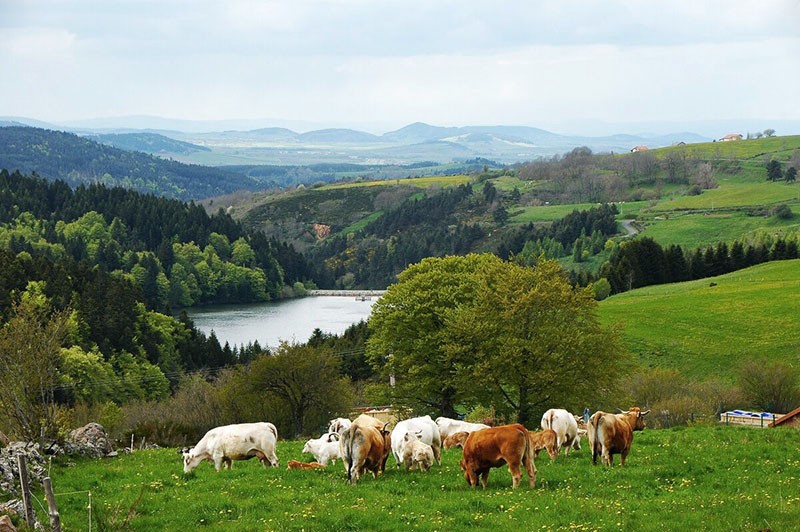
[36,425,799,531]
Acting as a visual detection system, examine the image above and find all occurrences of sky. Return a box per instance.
[1,0,799,135]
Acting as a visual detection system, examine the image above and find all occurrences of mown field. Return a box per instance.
[598,260,800,381]
[36,426,799,531]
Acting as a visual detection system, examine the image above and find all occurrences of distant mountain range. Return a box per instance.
[1,116,716,166]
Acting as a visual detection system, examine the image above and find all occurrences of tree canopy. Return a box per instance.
[367,254,627,424]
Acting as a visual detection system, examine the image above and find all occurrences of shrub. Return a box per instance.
[770,204,793,220]
[738,357,800,414]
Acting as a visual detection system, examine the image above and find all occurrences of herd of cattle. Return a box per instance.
[181,407,650,488]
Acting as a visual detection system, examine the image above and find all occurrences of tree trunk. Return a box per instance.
[516,385,532,426]
[439,386,458,418]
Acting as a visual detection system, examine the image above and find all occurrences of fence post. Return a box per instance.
[43,476,62,532]
[16,454,35,527]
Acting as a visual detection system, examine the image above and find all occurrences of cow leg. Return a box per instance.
[620,449,628,466]
[524,456,537,489]
[603,451,613,466]
[508,463,522,489]
[211,451,226,471]
[480,469,490,489]
[433,444,441,465]
[255,450,268,468]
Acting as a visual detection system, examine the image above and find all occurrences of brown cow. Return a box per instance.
[287,459,326,470]
[528,428,559,460]
[587,407,650,466]
[339,422,392,484]
[459,424,536,489]
[443,431,470,449]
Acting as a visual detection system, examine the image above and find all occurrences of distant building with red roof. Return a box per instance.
[720,133,743,142]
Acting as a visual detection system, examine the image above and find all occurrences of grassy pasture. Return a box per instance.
[654,135,800,162]
[636,210,800,249]
[598,260,800,381]
[320,174,472,190]
[649,176,800,213]
[511,203,603,223]
[37,426,799,531]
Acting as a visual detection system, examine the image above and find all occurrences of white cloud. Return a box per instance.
[0,0,798,129]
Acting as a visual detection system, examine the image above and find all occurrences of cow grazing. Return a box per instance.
[339,423,392,484]
[541,408,582,456]
[443,431,470,449]
[328,417,352,435]
[391,415,442,467]
[401,431,434,471]
[287,459,326,470]
[459,424,537,489]
[528,429,559,460]
[588,407,650,466]
[183,422,279,473]
[435,417,490,441]
[302,432,341,466]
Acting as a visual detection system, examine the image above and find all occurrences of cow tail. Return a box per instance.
[588,414,601,465]
[340,428,354,483]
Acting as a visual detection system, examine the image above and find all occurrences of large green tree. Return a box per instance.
[0,282,70,443]
[444,258,626,424]
[367,254,627,424]
[366,254,500,417]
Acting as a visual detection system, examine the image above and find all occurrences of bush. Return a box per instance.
[739,357,800,414]
[770,204,793,220]
[624,367,737,428]
[591,278,612,301]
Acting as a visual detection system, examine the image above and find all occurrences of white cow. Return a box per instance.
[540,409,581,455]
[302,432,341,466]
[327,417,352,435]
[391,415,441,467]
[401,431,434,471]
[435,416,490,441]
[183,422,279,473]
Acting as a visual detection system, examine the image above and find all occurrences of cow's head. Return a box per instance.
[403,430,423,444]
[183,450,205,474]
[302,440,313,454]
[623,407,650,431]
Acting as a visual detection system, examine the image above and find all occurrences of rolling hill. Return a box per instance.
[598,260,800,382]
[0,126,263,200]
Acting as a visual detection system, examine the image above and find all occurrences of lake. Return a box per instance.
[185,296,377,349]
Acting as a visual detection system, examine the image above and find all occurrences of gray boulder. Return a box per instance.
[66,423,114,458]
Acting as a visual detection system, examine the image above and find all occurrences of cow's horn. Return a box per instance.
[641,410,651,416]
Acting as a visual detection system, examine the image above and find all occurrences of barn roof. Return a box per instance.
[769,406,800,427]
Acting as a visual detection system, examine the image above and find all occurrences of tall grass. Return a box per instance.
[37,426,799,531]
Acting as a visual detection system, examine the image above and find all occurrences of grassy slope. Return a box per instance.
[39,427,800,531]
[598,260,800,381]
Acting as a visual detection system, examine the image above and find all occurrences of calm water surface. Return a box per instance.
[186,296,376,349]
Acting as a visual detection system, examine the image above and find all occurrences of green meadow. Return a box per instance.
[36,426,799,531]
[598,260,800,381]
[321,174,472,190]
